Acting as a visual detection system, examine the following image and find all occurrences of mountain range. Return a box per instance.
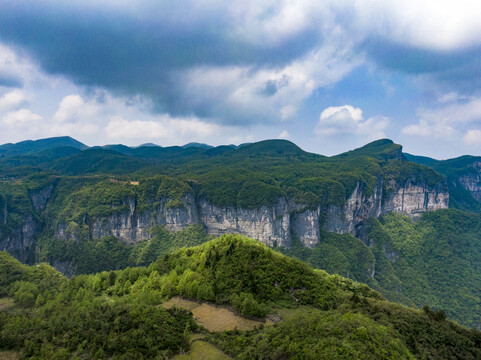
[1,136,481,358]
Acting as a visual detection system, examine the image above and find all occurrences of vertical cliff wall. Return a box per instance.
[0,184,51,263]
[1,170,450,259]
[52,174,448,249]
[456,161,481,202]
[198,198,291,247]
[57,194,199,244]
[324,180,383,235]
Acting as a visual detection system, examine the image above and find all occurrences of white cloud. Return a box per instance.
[464,129,481,146]
[402,96,481,139]
[315,105,388,139]
[278,130,289,139]
[437,92,467,104]
[106,117,167,139]
[180,43,361,124]
[105,115,224,141]
[2,109,42,126]
[419,97,481,125]
[402,120,455,139]
[0,109,44,143]
[53,94,102,123]
[230,0,481,51]
[354,0,481,50]
[0,90,29,111]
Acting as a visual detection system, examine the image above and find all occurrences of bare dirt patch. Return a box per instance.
[162,297,200,311]
[0,351,20,360]
[161,297,270,332]
[0,298,14,312]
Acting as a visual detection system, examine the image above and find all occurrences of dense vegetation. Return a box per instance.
[1,235,480,359]
[0,252,197,359]
[2,136,481,356]
[0,138,442,212]
[38,224,211,275]
[406,153,481,212]
[281,210,481,328]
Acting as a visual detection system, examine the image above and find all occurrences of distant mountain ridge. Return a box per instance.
[0,136,87,157]
[406,152,481,212]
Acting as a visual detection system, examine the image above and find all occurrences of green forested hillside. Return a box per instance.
[281,209,481,328]
[1,236,480,359]
[36,205,481,329]
[406,153,481,212]
[38,225,211,274]
[1,137,481,343]
[0,138,441,211]
[0,137,87,157]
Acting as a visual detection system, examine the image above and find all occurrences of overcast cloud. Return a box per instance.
[0,0,481,157]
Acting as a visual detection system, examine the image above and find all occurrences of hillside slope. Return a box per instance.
[0,137,87,157]
[1,235,480,359]
[0,138,449,262]
[406,153,481,212]
[281,209,481,328]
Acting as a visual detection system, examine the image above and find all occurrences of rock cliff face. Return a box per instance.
[383,181,449,217]
[0,185,49,263]
[457,161,481,202]
[324,180,383,235]
[324,178,448,236]
[54,175,449,249]
[0,215,39,263]
[58,194,199,244]
[291,207,321,248]
[29,184,54,211]
[1,196,6,225]
[198,198,291,247]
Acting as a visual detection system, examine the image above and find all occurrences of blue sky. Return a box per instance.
[1,0,481,158]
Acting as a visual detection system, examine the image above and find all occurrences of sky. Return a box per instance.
[1,1,481,158]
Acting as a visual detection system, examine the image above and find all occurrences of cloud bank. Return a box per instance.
[0,1,480,157]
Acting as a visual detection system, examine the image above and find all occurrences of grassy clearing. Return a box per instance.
[0,298,14,311]
[172,335,231,360]
[161,297,270,332]
[0,351,19,360]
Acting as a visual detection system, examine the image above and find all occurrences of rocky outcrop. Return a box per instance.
[324,180,383,235]
[54,177,449,249]
[323,177,448,236]
[383,179,449,218]
[1,195,6,225]
[291,207,321,248]
[457,161,481,202]
[458,175,481,201]
[57,194,199,244]
[0,215,39,263]
[199,198,291,247]
[50,259,77,278]
[29,184,54,211]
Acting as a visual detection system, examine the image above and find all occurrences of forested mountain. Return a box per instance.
[1,137,481,332]
[1,235,480,359]
[0,137,87,157]
[406,153,481,212]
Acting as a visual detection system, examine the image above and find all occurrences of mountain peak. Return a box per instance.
[237,139,306,156]
[336,138,403,160]
[0,136,87,157]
